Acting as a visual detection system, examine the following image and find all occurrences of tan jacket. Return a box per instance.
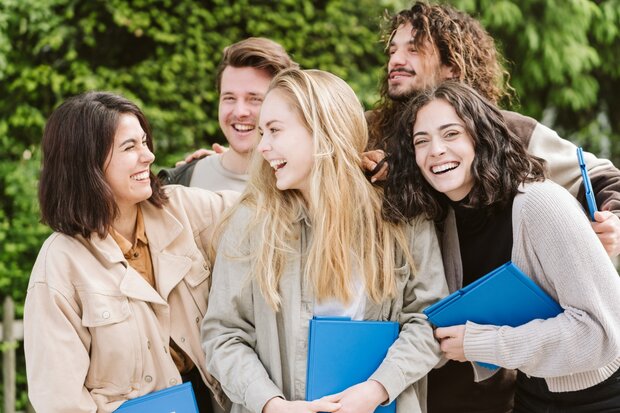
[24,186,237,413]
[202,206,449,413]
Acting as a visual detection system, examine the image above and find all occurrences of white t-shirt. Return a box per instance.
[189,154,249,192]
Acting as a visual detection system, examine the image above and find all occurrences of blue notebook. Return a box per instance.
[423,262,562,327]
[306,316,398,413]
[115,382,199,413]
[423,262,562,369]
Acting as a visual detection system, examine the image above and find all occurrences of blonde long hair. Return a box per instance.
[225,69,412,311]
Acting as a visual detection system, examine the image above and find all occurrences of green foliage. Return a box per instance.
[449,0,620,161]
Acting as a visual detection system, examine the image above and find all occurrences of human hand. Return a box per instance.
[361,150,388,183]
[262,395,341,413]
[328,380,388,413]
[175,144,228,167]
[592,211,620,257]
[434,325,467,362]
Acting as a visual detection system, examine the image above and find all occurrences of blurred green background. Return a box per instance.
[1,0,619,408]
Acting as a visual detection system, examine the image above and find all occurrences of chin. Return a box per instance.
[388,87,417,102]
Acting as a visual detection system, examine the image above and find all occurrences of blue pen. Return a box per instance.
[577,147,598,221]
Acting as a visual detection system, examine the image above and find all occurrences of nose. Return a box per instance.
[389,48,406,70]
[257,133,272,155]
[429,137,446,157]
[140,144,155,164]
[233,99,251,118]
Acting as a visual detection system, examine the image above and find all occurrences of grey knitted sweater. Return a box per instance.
[440,180,620,392]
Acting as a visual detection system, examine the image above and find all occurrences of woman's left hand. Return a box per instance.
[328,380,388,413]
[434,325,467,362]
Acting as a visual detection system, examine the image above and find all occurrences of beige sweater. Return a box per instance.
[441,181,620,392]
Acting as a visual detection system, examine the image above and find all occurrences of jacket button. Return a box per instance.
[195,317,200,324]
[145,375,152,383]
[147,340,151,350]
[169,378,178,385]
[203,263,209,271]
[102,311,110,319]
[180,337,186,343]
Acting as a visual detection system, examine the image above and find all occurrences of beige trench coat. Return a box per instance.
[24,186,237,413]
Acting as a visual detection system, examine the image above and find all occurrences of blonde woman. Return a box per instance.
[201,69,448,413]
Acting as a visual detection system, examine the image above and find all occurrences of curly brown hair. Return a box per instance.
[368,2,513,148]
[383,81,545,223]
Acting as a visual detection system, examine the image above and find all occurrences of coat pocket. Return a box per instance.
[79,291,139,389]
[81,291,130,327]
[183,253,212,316]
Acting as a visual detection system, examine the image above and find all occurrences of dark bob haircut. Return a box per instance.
[383,81,545,223]
[39,91,167,238]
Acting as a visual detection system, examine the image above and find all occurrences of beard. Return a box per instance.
[388,85,421,102]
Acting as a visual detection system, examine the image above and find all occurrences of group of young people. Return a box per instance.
[24,2,620,413]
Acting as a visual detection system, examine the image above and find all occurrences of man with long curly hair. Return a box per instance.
[367,2,620,412]
[367,2,620,256]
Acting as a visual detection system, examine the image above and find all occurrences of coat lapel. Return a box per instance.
[141,200,192,302]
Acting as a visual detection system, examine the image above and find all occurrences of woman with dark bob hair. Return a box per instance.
[383,81,620,412]
[24,91,236,413]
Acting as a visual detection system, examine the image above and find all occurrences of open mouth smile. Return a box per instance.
[431,162,459,174]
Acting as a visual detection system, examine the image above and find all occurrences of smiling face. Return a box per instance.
[257,90,314,202]
[387,23,454,100]
[413,98,475,201]
[104,114,155,214]
[218,66,273,156]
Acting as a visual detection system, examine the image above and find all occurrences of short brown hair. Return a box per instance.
[215,37,299,91]
[39,91,167,238]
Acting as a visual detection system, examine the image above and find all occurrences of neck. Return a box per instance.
[221,149,251,174]
[112,204,138,241]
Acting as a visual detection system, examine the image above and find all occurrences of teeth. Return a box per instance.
[233,124,254,132]
[131,171,150,181]
[269,159,287,170]
[432,162,459,174]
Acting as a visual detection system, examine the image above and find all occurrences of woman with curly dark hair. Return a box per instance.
[383,81,620,412]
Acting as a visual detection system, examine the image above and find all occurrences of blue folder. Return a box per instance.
[306,316,398,413]
[423,262,563,369]
[115,382,199,413]
[423,262,562,327]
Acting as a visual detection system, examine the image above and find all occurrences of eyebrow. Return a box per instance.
[412,123,464,138]
[221,91,265,97]
[263,120,281,128]
[389,38,416,48]
[119,133,147,147]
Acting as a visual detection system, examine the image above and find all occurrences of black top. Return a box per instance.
[452,199,513,287]
[427,198,515,413]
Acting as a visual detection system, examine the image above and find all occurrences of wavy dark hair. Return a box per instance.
[369,1,512,148]
[383,81,545,223]
[39,91,168,238]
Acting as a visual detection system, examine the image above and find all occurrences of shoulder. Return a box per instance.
[29,232,88,290]
[501,110,537,144]
[156,160,199,186]
[163,185,239,214]
[517,181,586,226]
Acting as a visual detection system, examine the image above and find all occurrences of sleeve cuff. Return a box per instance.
[463,321,501,366]
[244,375,284,413]
[369,360,406,404]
